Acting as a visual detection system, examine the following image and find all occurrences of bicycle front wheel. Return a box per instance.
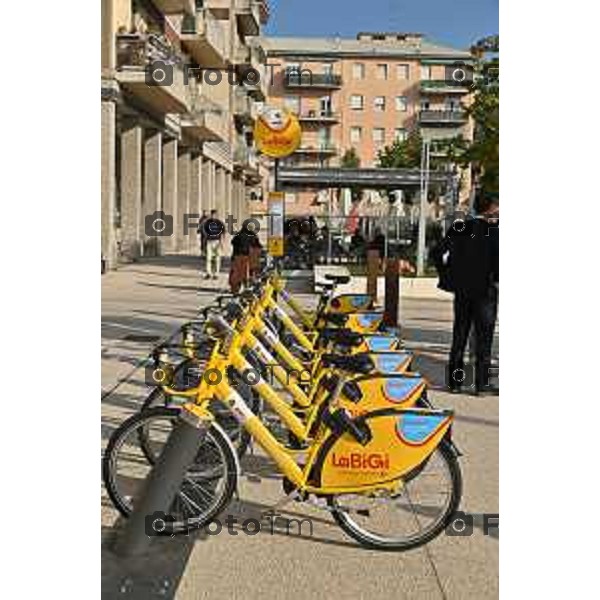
[328,441,462,551]
[103,407,238,534]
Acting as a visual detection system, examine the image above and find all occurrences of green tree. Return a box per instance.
[376,130,422,168]
[341,147,362,201]
[465,35,499,195]
[341,147,360,168]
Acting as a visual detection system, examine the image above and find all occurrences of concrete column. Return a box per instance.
[202,159,212,212]
[120,124,143,261]
[143,131,162,256]
[190,152,203,254]
[215,167,225,213]
[162,137,178,253]
[176,150,190,253]
[101,100,117,270]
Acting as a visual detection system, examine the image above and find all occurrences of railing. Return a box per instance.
[234,143,259,169]
[284,70,342,88]
[298,111,339,121]
[419,110,467,124]
[115,33,182,69]
[181,9,227,41]
[187,87,224,116]
[420,79,470,92]
[296,143,338,154]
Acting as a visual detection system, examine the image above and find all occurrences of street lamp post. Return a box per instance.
[416,140,431,276]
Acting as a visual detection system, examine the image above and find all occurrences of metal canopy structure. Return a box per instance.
[276,166,453,190]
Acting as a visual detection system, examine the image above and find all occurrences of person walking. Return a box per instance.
[197,210,208,270]
[434,192,499,395]
[229,222,254,292]
[203,209,225,280]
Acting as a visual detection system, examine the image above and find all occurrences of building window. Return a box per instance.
[285,192,297,204]
[374,96,386,112]
[395,96,408,112]
[323,63,333,75]
[373,128,385,144]
[421,65,432,80]
[350,94,364,110]
[397,64,409,79]
[320,95,332,115]
[352,63,365,80]
[350,126,362,144]
[284,96,300,115]
[421,97,430,111]
[395,128,407,142]
[377,64,388,80]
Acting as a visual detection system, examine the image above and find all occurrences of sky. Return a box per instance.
[264,0,499,50]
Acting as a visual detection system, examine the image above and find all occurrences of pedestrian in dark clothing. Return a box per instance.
[229,222,257,292]
[434,193,499,395]
[369,228,386,260]
[349,229,367,264]
[197,210,208,269]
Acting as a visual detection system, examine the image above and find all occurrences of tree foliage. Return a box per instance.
[374,35,499,197]
[341,147,361,168]
[465,35,499,195]
[376,130,423,169]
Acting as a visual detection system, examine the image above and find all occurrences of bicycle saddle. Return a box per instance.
[319,328,363,348]
[325,274,351,285]
[315,282,335,291]
[321,352,375,374]
[322,313,348,326]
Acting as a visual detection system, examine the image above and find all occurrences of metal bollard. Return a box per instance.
[113,411,206,557]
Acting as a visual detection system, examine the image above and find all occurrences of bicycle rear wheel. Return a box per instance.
[103,407,237,534]
[328,441,461,551]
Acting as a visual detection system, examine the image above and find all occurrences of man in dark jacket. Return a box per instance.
[435,193,499,394]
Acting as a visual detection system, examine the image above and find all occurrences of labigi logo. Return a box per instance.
[331,452,390,471]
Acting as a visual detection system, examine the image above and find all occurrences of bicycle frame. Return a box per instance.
[180,354,453,495]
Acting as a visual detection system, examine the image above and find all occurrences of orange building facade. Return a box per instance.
[261,32,473,217]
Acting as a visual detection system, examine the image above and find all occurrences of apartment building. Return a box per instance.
[263,32,474,215]
[101,0,269,270]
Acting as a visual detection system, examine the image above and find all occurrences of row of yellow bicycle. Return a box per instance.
[103,266,463,551]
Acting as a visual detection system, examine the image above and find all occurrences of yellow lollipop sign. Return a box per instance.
[254,106,302,158]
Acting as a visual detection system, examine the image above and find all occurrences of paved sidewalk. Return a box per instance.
[101,257,498,600]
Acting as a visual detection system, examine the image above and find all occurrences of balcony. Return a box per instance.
[153,0,195,14]
[236,0,261,36]
[181,90,228,142]
[419,110,468,126]
[257,0,269,24]
[297,111,340,124]
[234,44,267,100]
[181,9,230,68]
[202,0,231,19]
[233,88,255,127]
[115,33,188,114]
[283,69,342,89]
[234,143,260,180]
[420,79,471,94]
[295,143,338,155]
